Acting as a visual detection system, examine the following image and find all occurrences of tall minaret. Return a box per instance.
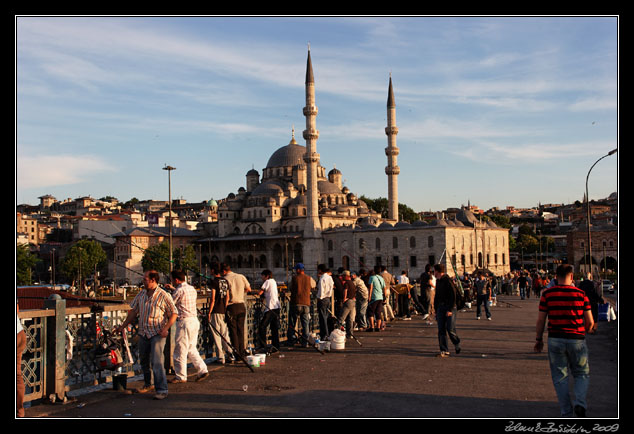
[385,73,400,222]
[302,45,322,271]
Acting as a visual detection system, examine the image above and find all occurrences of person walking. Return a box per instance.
[534,264,594,418]
[474,272,492,321]
[578,273,604,333]
[433,264,461,357]
[207,263,233,365]
[397,270,412,320]
[256,269,281,352]
[287,263,314,347]
[165,270,209,383]
[115,270,178,400]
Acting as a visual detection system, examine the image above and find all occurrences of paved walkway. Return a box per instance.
[24,296,618,420]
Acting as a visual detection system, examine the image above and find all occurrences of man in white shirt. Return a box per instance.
[165,270,209,383]
[316,264,334,340]
[397,270,412,320]
[256,269,281,351]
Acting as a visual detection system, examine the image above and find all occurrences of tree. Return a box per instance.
[60,239,107,288]
[17,244,40,285]
[141,242,200,278]
[359,195,420,222]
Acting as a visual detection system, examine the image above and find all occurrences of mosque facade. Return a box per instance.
[198,48,510,283]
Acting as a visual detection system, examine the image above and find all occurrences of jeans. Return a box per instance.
[397,293,410,317]
[138,334,168,394]
[338,299,356,337]
[476,295,491,319]
[548,337,590,417]
[209,313,232,362]
[356,298,368,328]
[258,308,280,349]
[288,304,310,345]
[436,305,461,353]
[317,297,332,340]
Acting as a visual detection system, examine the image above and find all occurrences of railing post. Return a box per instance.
[44,294,67,403]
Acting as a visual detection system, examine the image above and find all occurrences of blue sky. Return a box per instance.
[16,16,619,213]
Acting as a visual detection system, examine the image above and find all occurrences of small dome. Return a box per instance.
[251,180,284,196]
[318,180,342,195]
[412,219,428,226]
[246,168,259,176]
[430,219,448,226]
[394,221,412,228]
[328,167,341,176]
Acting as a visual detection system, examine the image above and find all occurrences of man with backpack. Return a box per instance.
[474,272,492,321]
[433,263,461,358]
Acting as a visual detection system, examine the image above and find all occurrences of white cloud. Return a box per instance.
[16,152,116,190]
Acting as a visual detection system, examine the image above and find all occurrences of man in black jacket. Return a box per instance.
[433,264,461,357]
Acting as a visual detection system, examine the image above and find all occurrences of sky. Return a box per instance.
[16,16,619,213]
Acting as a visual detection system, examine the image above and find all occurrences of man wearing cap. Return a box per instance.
[287,263,315,347]
[316,264,335,340]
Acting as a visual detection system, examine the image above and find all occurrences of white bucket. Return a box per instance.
[318,341,331,352]
[246,355,260,367]
[330,340,345,350]
[257,353,266,365]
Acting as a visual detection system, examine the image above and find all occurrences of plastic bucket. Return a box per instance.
[246,355,260,367]
[257,353,266,365]
[330,340,345,350]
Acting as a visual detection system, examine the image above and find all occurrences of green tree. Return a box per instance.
[141,242,199,278]
[60,239,107,286]
[359,195,420,222]
[17,244,40,285]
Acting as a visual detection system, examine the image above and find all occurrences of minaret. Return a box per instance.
[302,45,322,272]
[385,73,400,222]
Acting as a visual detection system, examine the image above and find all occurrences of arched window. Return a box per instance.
[375,238,381,250]
[428,236,434,248]
[392,237,398,249]
[410,237,416,248]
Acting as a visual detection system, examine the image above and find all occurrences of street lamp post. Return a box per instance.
[163,165,176,273]
[585,148,617,276]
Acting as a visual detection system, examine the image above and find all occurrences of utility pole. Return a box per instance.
[163,165,176,273]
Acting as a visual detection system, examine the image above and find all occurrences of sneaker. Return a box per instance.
[421,314,429,320]
[168,378,187,384]
[455,347,461,355]
[436,351,450,358]
[476,316,481,320]
[195,372,209,382]
[153,393,168,400]
[574,405,586,417]
[487,317,492,321]
[136,385,155,394]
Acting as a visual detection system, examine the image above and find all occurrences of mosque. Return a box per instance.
[198,48,510,283]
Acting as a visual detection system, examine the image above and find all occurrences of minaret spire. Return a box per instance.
[302,44,322,271]
[385,74,400,222]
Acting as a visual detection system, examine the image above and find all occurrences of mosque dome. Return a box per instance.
[318,180,342,195]
[266,131,306,169]
[251,180,284,196]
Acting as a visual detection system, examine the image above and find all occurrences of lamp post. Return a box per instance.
[585,148,617,276]
[163,165,176,273]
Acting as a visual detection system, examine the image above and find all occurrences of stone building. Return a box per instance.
[566,223,618,276]
[198,47,510,284]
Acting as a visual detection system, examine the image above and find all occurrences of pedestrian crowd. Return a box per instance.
[17,260,609,418]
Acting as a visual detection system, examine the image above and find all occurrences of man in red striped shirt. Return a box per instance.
[534,264,594,417]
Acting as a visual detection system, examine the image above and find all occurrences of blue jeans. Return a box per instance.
[547,337,590,417]
[436,305,460,353]
[317,297,332,339]
[476,295,491,319]
[288,304,310,345]
[138,334,168,394]
[356,298,368,328]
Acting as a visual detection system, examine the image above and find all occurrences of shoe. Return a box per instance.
[455,347,461,355]
[195,372,209,382]
[436,352,450,358]
[404,317,412,321]
[574,405,586,417]
[168,378,187,384]
[487,317,492,321]
[136,385,155,394]
[476,317,481,320]
[153,393,168,400]
[422,314,429,320]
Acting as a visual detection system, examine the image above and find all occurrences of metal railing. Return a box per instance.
[18,292,323,405]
